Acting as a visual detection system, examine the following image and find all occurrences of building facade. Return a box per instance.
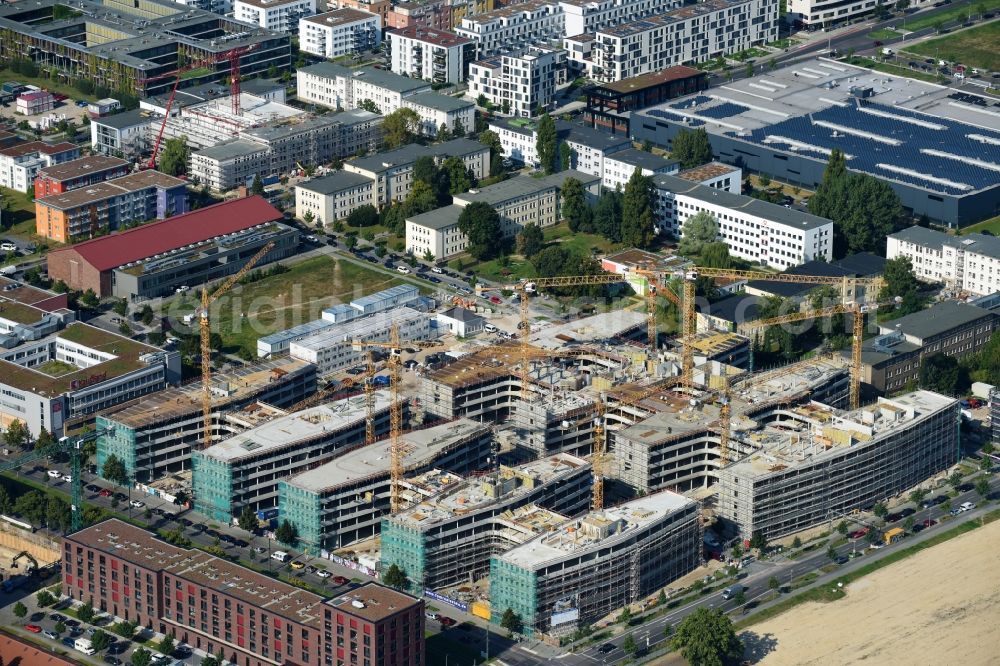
[90,111,154,161]
[295,172,375,226]
[299,8,381,58]
[887,225,1000,298]
[0,141,79,193]
[467,46,563,117]
[403,92,475,136]
[33,156,130,199]
[388,26,476,84]
[788,0,878,29]
[235,0,316,33]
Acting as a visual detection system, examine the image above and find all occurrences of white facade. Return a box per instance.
[235,0,315,33]
[299,8,381,58]
[788,0,877,27]
[602,150,679,190]
[436,307,485,337]
[0,144,79,193]
[488,118,630,172]
[90,113,154,160]
[295,172,375,226]
[886,226,1000,298]
[388,27,475,84]
[406,206,466,260]
[468,46,562,117]
[402,93,475,136]
[592,0,778,82]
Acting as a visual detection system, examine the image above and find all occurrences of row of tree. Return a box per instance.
[561,171,657,248]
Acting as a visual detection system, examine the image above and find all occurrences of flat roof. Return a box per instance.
[890,225,1000,261]
[606,147,678,172]
[596,66,704,95]
[285,419,488,492]
[347,137,487,173]
[195,139,269,162]
[298,61,355,80]
[676,162,740,183]
[0,277,63,307]
[0,141,76,158]
[36,170,186,210]
[529,311,646,349]
[297,171,373,195]
[880,301,994,342]
[346,67,431,95]
[599,0,752,38]
[36,155,128,182]
[388,25,472,47]
[292,306,426,351]
[0,298,47,326]
[404,91,474,113]
[93,109,153,130]
[303,8,379,27]
[325,583,421,623]
[456,170,598,206]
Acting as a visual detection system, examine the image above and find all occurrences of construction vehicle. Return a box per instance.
[197,242,275,449]
[10,551,38,574]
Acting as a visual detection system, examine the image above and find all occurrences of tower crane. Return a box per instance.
[198,241,275,449]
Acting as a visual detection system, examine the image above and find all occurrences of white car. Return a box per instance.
[62,474,72,483]
[129,500,145,508]
[431,266,443,274]
[0,242,17,252]
[315,570,331,578]
[47,469,62,478]
[396,266,411,274]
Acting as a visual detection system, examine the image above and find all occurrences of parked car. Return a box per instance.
[439,617,456,627]
[848,528,869,539]
[25,624,42,633]
[98,488,112,497]
[129,500,145,508]
[47,469,62,478]
[290,560,305,570]
[333,576,349,585]
[316,570,331,578]
[43,629,59,640]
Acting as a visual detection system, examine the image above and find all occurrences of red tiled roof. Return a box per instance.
[50,196,283,272]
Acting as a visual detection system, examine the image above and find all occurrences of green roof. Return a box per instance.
[0,300,46,326]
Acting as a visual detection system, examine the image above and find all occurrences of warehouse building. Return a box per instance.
[64,519,425,666]
[46,197,297,298]
[379,453,592,592]
[490,491,700,637]
[716,391,960,539]
[278,419,493,553]
[96,357,316,484]
[0,141,79,192]
[33,155,130,199]
[193,392,400,522]
[35,171,189,243]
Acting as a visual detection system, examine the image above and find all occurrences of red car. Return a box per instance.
[98,488,111,497]
[333,576,349,585]
[439,617,456,627]
[25,624,42,633]
[848,528,869,539]
[922,518,937,528]
[489,296,502,304]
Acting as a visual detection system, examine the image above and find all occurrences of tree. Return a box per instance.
[34,427,54,452]
[453,117,465,137]
[516,223,544,258]
[382,108,420,148]
[344,234,357,250]
[413,156,438,185]
[457,202,501,261]
[837,520,849,535]
[559,140,571,172]
[671,128,713,169]
[621,169,655,248]
[749,530,767,552]
[561,177,589,231]
[402,180,438,218]
[275,519,298,546]
[500,608,523,635]
[382,563,408,590]
[102,454,128,487]
[873,502,888,520]
[436,122,450,142]
[140,304,154,326]
[158,137,190,177]
[593,189,623,242]
[479,129,502,158]
[119,321,134,337]
[949,472,964,490]
[700,242,734,269]
[131,647,152,666]
[792,536,802,548]
[768,576,781,594]
[237,506,257,532]
[55,620,66,634]
[157,632,176,656]
[619,607,633,625]
[80,288,99,309]
[909,489,928,506]
[975,477,990,499]
[477,94,488,107]
[442,156,473,194]
[4,419,29,450]
[658,588,668,606]
[36,589,55,607]
[533,246,569,278]
[827,545,838,561]
[112,620,136,639]
[919,353,962,395]
[535,113,558,174]
[90,629,112,652]
[734,589,746,607]
[13,601,26,618]
[622,633,638,659]
[678,211,719,256]
[880,256,923,315]
[250,174,264,196]
[903,515,915,532]
[358,99,379,114]
[670,608,744,666]
[346,204,379,228]
[78,599,95,623]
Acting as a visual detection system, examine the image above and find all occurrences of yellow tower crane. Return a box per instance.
[199,241,275,449]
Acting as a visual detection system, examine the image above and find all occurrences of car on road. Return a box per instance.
[43,629,59,639]
[47,469,62,478]
[432,266,443,274]
[598,643,616,654]
[439,617,456,627]
[99,488,112,497]
[306,235,318,243]
[103,657,123,666]
[429,276,441,283]
[958,483,973,492]
[49,613,66,622]
[62,637,77,648]
[834,555,849,565]
[396,265,411,274]
[848,528,869,539]
[86,484,101,492]
[900,507,916,518]
[949,508,962,516]
[316,569,331,578]
[129,500,145,508]
[959,501,975,512]
[290,560,305,570]
[333,575,349,585]
[886,512,903,522]
[922,518,937,528]
[25,624,42,633]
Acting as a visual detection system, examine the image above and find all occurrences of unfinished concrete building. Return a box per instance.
[514,391,598,458]
[717,390,960,540]
[278,419,493,553]
[96,358,316,484]
[490,491,701,638]
[379,453,591,593]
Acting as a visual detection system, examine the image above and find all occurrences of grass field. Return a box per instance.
[847,57,948,84]
[902,0,1000,31]
[959,214,1000,235]
[0,68,98,103]
[903,21,1000,72]
[0,186,63,261]
[867,28,903,40]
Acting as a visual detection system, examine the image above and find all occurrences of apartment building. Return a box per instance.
[602,148,679,190]
[33,155,130,199]
[388,26,476,84]
[379,453,592,592]
[235,0,316,33]
[278,419,492,553]
[295,171,375,226]
[788,0,878,29]
[592,0,778,82]
[35,171,189,243]
[299,8,381,57]
[491,491,700,637]
[467,46,563,117]
[887,225,1000,298]
[89,111,154,161]
[0,141,79,193]
[717,392,960,539]
[488,117,630,172]
[96,358,316,484]
[343,138,490,208]
[386,0,452,32]
[404,91,475,136]
[63,519,425,666]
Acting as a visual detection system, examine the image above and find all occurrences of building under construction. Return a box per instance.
[379,453,592,593]
[490,491,701,638]
[96,357,316,484]
[192,392,402,522]
[278,419,494,554]
[717,390,960,539]
[156,92,306,150]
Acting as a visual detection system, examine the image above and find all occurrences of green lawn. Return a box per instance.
[902,0,1000,31]
[542,222,620,256]
[867,28,903,40]
[959,214,1000,236]
[767,37,801,49]
[903,21,1000,72]
[846,57,948,84]
[730,47,770,62]
[1,186,64,260]
[0,67,98,103]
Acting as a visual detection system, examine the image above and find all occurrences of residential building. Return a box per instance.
[386,0,452,32]
[788,0,878,29]
[0,141,79,193]
[488,117,631,172]
[490,491,700,637]
[591,0,778,82]
[858,301,997,395]
[563,33,597,78]
[299,8,381,58]
[35,171,189,243]
[16,90,54,115]
[388,26,476,84]
[584,66,708,135]
[89,110,154,161]
[328,0,390,26]
[379,453,592,592]
[278,419,493,552]
[403,91,475,136]
[33,156,130,199]
[46,197,297,299]
[436,306,485,336]
[0,322,180,436]
[467,46,563,117]
[887,225,1000,298]
[96,358,316,484]
[602,148,679,190]
[63,519,425,666]
[717,392,960,539]
[295,171,375,226]
[235,0,315,33]
[192,392,399,522]
[343,138,490,208]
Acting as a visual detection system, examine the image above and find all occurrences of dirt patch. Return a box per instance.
[747,518,1000,666]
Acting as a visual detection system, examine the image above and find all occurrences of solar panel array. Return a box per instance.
[647,108,706,127]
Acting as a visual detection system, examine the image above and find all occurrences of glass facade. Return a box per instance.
[191,452,234,522]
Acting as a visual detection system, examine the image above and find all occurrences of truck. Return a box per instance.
[271,550,291,563]
[75,637,96,655]
[721,584,745,600]
[1,575,26,592]
[883,527,905,545]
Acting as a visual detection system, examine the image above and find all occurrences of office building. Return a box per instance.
[491,491,700,637]
[35,171,189,243]
[90,111,155,161]
[388,26,476,84]
[602,148,679,190]
[584,66,708,135]
[295,172,375,226]
[64,519,425,666]
[193,392,400,522]
[46,197,297,299]
[33,156,130,199]
[488,117,630,172]
[788,0,878,29]
[96,358,316,484]
[379,453,592,592]
[16,90,54,115]
[0,141,79,193]
[467,46,563,117]
[887,225,1000,297]
[235,0,316,33]
[717,391,960,539]
[279,419,493,553]
[299,8,381,58]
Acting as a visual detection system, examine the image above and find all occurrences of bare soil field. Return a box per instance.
[747,518,1000,666]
